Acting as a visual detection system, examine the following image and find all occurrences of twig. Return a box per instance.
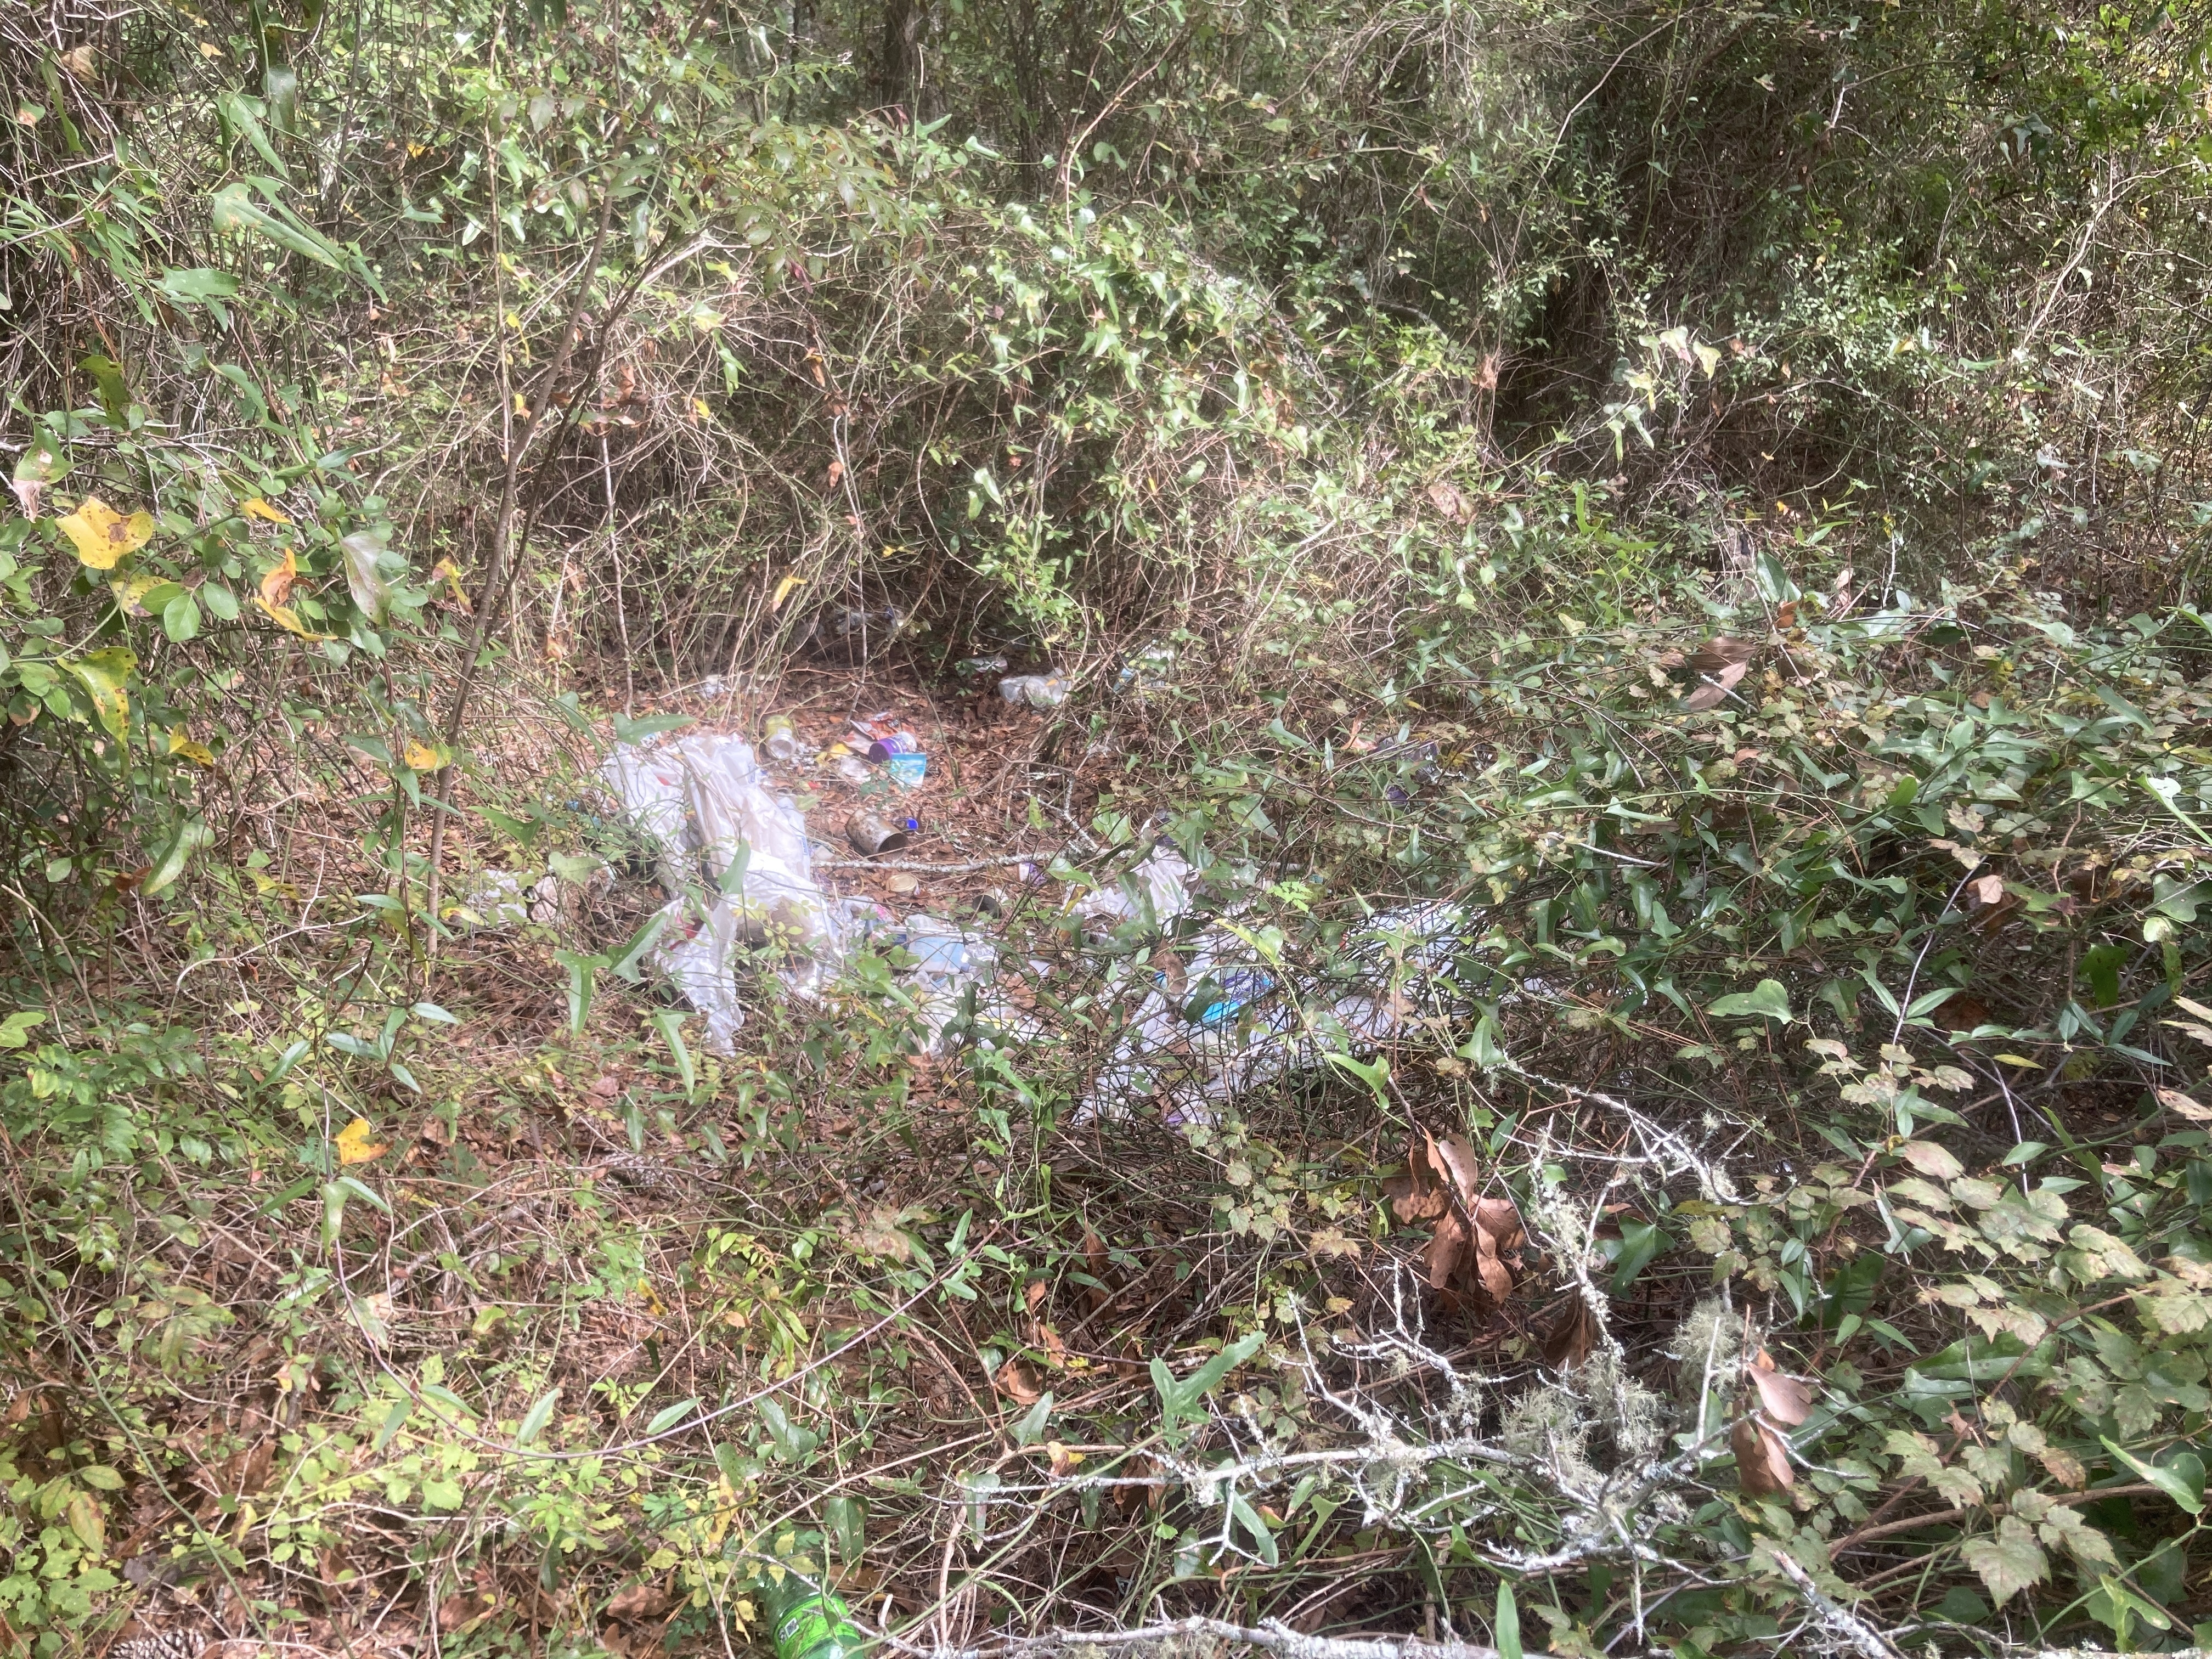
[1767,1549,1905,1659]
[883,1617,1502,1659]
[817,853,1049,873]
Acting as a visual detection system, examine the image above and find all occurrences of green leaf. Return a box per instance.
[1607,1218,1672,1295]
[157,267,241,303]
[78,354,132,425]
[1228,1491,1280,1566]
[1962,1515,2049,1605]
[2102,1438,2206,1514]
[1155,1331,1265,1441]
[825,1494,866,1562]
[646,1398,699,1435]
[210,179,346,269]
[650,1008,696,1098]
[1708,979,1792,1023]
[216,91,290,178]
[1323,1051,1390,1105]
[373,1396,413,1452]
[1457,1012,1507,1070]
[13,420,69,489]
[0,1011,46,1049]
[161,590,201,642]
[421,1383,479,1420]
[517,1387,561,1447]
[1011,1391,1053,1447]
[553,948,606,1035]
[142,816,215,898]
[613,711,692,744]
[713,1442,748,1488]
[335,1173,390,1214]
[422,1476,464,1510]
[340,528,393,624]
[77,1465,123,1491]
[1496,1583,1523,1659]
[477,805,544,847]
[212,362,270,423]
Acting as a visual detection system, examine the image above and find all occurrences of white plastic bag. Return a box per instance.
[675,733,840,959]
[650,896,747,1054]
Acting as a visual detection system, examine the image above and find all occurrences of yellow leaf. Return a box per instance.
[111,573,165,616]
[253,595,335,640]
[771,574,806,611]
[66,647,134,744]
[198,40,223,57]
[166,726,215,766]
[403,738,450,771]
[1994,1053,2043,1070]
[334,1117,387,1165]
[241,496,292,524]
[431,559,473,612]
[260,548,300,606]
[58,496,154,569]
[693,397,713,422]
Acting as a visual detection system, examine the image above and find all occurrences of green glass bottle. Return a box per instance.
[755,1560,866,1659]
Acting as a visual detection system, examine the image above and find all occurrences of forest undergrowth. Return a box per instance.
[9,0,2212,1656]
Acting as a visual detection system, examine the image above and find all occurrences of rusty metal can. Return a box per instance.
[846,811,909,856]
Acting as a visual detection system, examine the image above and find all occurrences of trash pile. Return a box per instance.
[575,704,1480,1122]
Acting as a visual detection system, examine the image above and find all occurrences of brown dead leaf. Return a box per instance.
[1383,1137,1451,1222]
[1938,993,1990,1032]
[438,1593,493,1632]
[1428,1132,1481,1210]
[851,1205,914,1262]
[2040,1444,2088,1489]
[995,1357,1045,1406]
[1731,1414,1795,1496]
[1897,1140,1963,1181]
[1746,1349,1814,1427]
[1024,1280,1048,1315]
[1687,636,1755,673]
[1424,1209,1470,1291]
[1036,1324,1069,1369]
[1425,480,1471,523]
[1683,659,1750,711]
[1969,873,2005,906]
[1542,1294,1598,1370]
[2158,1087,2212,1123]
[1469,1197,1521,1300]
[259,548,301,607]
[606,1582,672,1622]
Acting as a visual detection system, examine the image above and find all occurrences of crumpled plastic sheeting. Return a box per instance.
[1073,847,1194,929]
[1073,901,1480,1126]
[603,734,851,1054]
[599,734,1474,1110]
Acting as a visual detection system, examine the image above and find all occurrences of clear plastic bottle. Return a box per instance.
[763,715,803,763]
